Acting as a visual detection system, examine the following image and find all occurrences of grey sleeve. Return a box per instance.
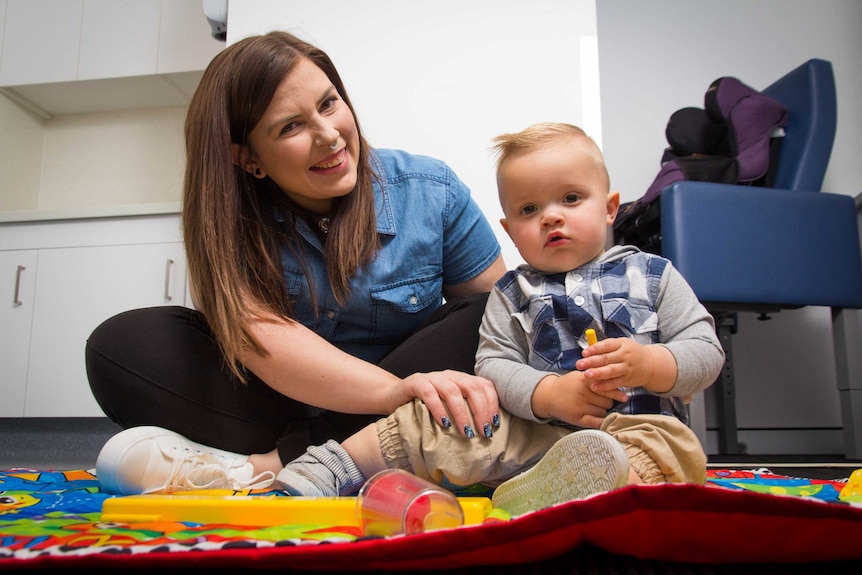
[475,287,555,422]
[654,264,726,398]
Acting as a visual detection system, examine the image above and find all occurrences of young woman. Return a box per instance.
[88,31,506,494]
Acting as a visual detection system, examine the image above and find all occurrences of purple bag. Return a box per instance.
[614,76,788,244]
[705,76,788,182]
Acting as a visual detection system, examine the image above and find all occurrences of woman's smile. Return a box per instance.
[311,148,347,172]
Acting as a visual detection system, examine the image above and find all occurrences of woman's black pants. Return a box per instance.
[85,294,488,464]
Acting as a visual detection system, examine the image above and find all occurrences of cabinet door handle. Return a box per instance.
[14,265,25,306]
[164,259,175,301]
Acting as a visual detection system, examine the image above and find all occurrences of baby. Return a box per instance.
[274,123,724,516]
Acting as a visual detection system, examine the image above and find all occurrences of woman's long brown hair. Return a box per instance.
[183,31,379,382]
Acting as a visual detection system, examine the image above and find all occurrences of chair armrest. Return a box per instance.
[660,181,862,308]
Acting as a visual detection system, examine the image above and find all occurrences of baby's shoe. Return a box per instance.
[275,440,365,496]
[491,429,629,516]
[96,426,275,494]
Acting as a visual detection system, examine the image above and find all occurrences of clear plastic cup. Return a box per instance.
[356,469,464,536]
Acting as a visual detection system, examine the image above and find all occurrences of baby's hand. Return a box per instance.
[535,371,625,429]
[577,337,675,395]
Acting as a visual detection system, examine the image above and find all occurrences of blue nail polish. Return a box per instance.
[484,423,493,438]
[441,416,451,429]
[464,425,475,438]
[492,413,501,428]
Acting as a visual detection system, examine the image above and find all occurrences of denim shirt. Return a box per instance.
[279,148,500,363]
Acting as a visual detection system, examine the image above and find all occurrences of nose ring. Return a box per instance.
[315,138,338,151]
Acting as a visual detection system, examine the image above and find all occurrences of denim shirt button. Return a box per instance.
[326,310,336,320]
[409,295,419,305]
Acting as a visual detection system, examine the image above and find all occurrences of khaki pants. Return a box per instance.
[377,398,705,488]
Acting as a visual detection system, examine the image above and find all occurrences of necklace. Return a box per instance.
[288,200,331,235]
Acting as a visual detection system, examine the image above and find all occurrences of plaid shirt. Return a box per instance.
[497,250,687,423]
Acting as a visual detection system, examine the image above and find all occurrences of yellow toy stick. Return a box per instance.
[585,328,598,346]
[101,493,493,528]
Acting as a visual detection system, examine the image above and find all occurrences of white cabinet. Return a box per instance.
[157,0,224,75]
[0,0,222,115]
[0,0,7,70]
[0,213,188,417]
[0,0,219,86]
[0,250,38,417]
[0,0,84,85]
[79,0,162,81]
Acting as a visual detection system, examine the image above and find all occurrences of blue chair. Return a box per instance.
[659,59,862,459]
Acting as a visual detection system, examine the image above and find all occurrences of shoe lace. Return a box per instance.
[144,447,276,494]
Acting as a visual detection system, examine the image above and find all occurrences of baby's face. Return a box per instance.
[498,137,618,273]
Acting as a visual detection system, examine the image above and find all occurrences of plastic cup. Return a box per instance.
[356,469,464,536]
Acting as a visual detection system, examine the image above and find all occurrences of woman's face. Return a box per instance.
[242,58,360,214]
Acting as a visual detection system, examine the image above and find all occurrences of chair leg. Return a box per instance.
[714,314,746,455]
[831,307,862,460]
[687,391,708,452]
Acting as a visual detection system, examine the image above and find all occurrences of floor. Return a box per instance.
[1,418,859,483]
[707,453,860,480]
[0,417,121,470]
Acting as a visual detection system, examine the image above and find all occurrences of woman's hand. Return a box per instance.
[402,371,500,439]
[241,312,500,437]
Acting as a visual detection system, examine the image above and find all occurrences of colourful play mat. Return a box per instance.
[1,467,861,570]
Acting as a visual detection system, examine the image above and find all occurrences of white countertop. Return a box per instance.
[0,202,182,223]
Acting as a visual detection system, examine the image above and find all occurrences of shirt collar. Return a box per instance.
[270,149,396,238]
[370,149,396,236]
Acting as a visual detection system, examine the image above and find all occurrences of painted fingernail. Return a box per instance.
[441,416,451,429]
[484,423,493,438]
[464,425,475,438]
[492,413,501,428]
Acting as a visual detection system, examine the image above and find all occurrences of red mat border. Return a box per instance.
[4,483,862,571]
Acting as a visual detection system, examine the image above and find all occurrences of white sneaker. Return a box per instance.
[491,429,629,517]
[95,426,276,494]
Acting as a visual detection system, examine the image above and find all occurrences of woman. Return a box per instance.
[87,31,506,494]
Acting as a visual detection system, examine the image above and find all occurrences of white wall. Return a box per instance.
[0,100,189,213]
[8,0,846,453]
[228,0,600,270]
[232,0,862,455]
[39,107,186,210]
[598,0,862,455]
[0,93,43,211]
[598,0,862,202]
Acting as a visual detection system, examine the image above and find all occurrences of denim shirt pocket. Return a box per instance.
[284,268,303,296]
[370,274,442,340]
[601,298,658,342]
[283,267,318,328]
